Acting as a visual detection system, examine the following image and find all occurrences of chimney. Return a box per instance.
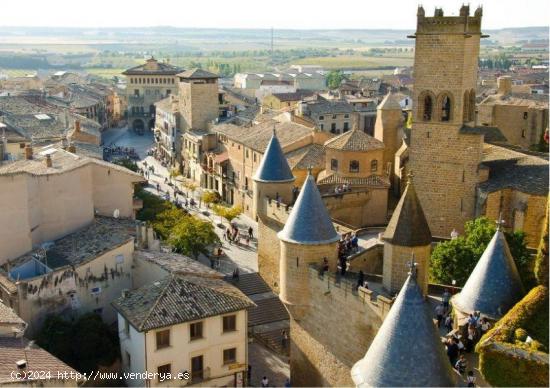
[24,145,33,160]
[68,144,76,153]
[497,76,512,95]
[74,120,81,132]
[45,154,52,168]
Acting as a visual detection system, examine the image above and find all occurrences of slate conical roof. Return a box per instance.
[383,176,432,246]
[278,172,339,245]
[351,268,456,387]
[378,92,402,111]
[453,228,525,319]
[253,130,295,183]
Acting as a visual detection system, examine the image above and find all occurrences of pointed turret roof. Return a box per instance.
[351,267,456,387]
[253,129,295,183]
[453,227,525,319]
[378,92,402,111]
[278,172,339,245]
[383,175,431,247]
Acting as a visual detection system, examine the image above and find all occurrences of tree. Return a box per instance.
[326,70,345,89]
[168,216,220,258]
[153,207,187,240]
[213,204,243,225]
[201,191,220,207]
[182,180,198,197]
[36,313,119,374]
[430,217,533,287]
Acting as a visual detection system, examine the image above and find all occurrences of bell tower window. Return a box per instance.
[439,94,452,122]
[420,93,433,121]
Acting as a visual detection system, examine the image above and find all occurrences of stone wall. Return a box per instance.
[382,243,430,296]
[289,268,389,386]
[347,243,384,274]
[323,189,388,227]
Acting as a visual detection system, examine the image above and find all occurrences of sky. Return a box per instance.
[2,0,549,29]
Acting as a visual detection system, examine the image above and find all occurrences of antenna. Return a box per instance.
[496,212,505,231]
[407,253,417,277]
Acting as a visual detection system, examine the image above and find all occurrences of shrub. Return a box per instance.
[476,286,549,387]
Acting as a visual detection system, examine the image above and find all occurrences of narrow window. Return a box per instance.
[331,159,338,171]
[156,329,170,349]
[441,95,451,122]
[191,356,204,382]
[157,364,171,382]
[370,160,378,172]
[223,348,237,365]
[223,315,237,332]
[190,322,203,340]
[423,94,433,121]
[349,160,360,173]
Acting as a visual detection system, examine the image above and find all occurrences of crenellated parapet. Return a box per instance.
[416,5,483,34]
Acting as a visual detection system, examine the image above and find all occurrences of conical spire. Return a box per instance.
[453,227,525,319]
[253,127,295,183]
[351,264,456,387]
[383,173,431,246]
[378,92,402,111]
[278,172,339,245]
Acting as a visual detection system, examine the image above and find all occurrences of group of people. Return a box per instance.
[336,233,359,275]
[333,183,352,194]
[224,225,254,247]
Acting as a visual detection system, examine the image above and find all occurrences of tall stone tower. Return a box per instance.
[382,174,432,296]
[254,130,295,290]
[409,5,485,237]
[374,92,404,177]
[278,172,340,319]
[177,68,220,130]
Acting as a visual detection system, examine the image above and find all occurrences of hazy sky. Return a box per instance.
[2,0,549,29]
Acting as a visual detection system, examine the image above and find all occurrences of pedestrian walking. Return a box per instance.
[467,371,476,387]
[261,376,269,387]
[156,183,160,193]
[454,354,467,375]
[446,337,459,367]
[248,226,253,239]
[442,288,451,313]
[356,270,365,291]
[444,314,453,333]
[435,303,445,328]
[281,329,288,349]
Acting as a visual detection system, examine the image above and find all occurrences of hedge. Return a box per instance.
[476,285,549,387]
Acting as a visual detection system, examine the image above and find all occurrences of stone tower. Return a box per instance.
[382,174,432,296]
[177,68,220,130]
[254,130,295,290]
[278,171,340,319]
[409,5,485,238]
[374,92,403,177]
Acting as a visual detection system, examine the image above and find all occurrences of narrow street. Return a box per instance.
[101,126,259,277]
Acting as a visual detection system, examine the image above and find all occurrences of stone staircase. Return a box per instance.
[226,273,290,356]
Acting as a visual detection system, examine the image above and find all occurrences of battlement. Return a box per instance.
[307,264,394,319]
[416,5,483,34]
[263,195,357,235]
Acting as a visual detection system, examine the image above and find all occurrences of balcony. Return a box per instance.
[129,95,145,104]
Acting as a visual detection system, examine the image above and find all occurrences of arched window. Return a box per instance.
[469,89,476,122]
[349,160,360,173]
[438,93,452,122]
[463,90,470,122]
[418,91,434,121]
[370,160,378,172]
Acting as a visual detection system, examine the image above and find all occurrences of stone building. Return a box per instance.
[122,58,182,132]
[0,143,144,262]
[409,5,489,238]
[253,124,439,385]
[261,91,316,111]
[477,76,549,149]
[154,95,180,167]
[176,69,220,131]
[296,99,359,134]
[316,129,390,226]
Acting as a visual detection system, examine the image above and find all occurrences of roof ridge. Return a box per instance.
[138,276,173,331]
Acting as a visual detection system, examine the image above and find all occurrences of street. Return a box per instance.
[101,126,259,277]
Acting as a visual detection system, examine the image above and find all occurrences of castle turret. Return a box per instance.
[453,220,525,320]
[382,174,431,295]
[278,171,339,319]
[351,264,456,387]
[374,92,404,177]
[252,128,295,220]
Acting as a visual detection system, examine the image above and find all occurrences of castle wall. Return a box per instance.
[289,269,387,386]
[323,188,388,227]
[257,219,283,292]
